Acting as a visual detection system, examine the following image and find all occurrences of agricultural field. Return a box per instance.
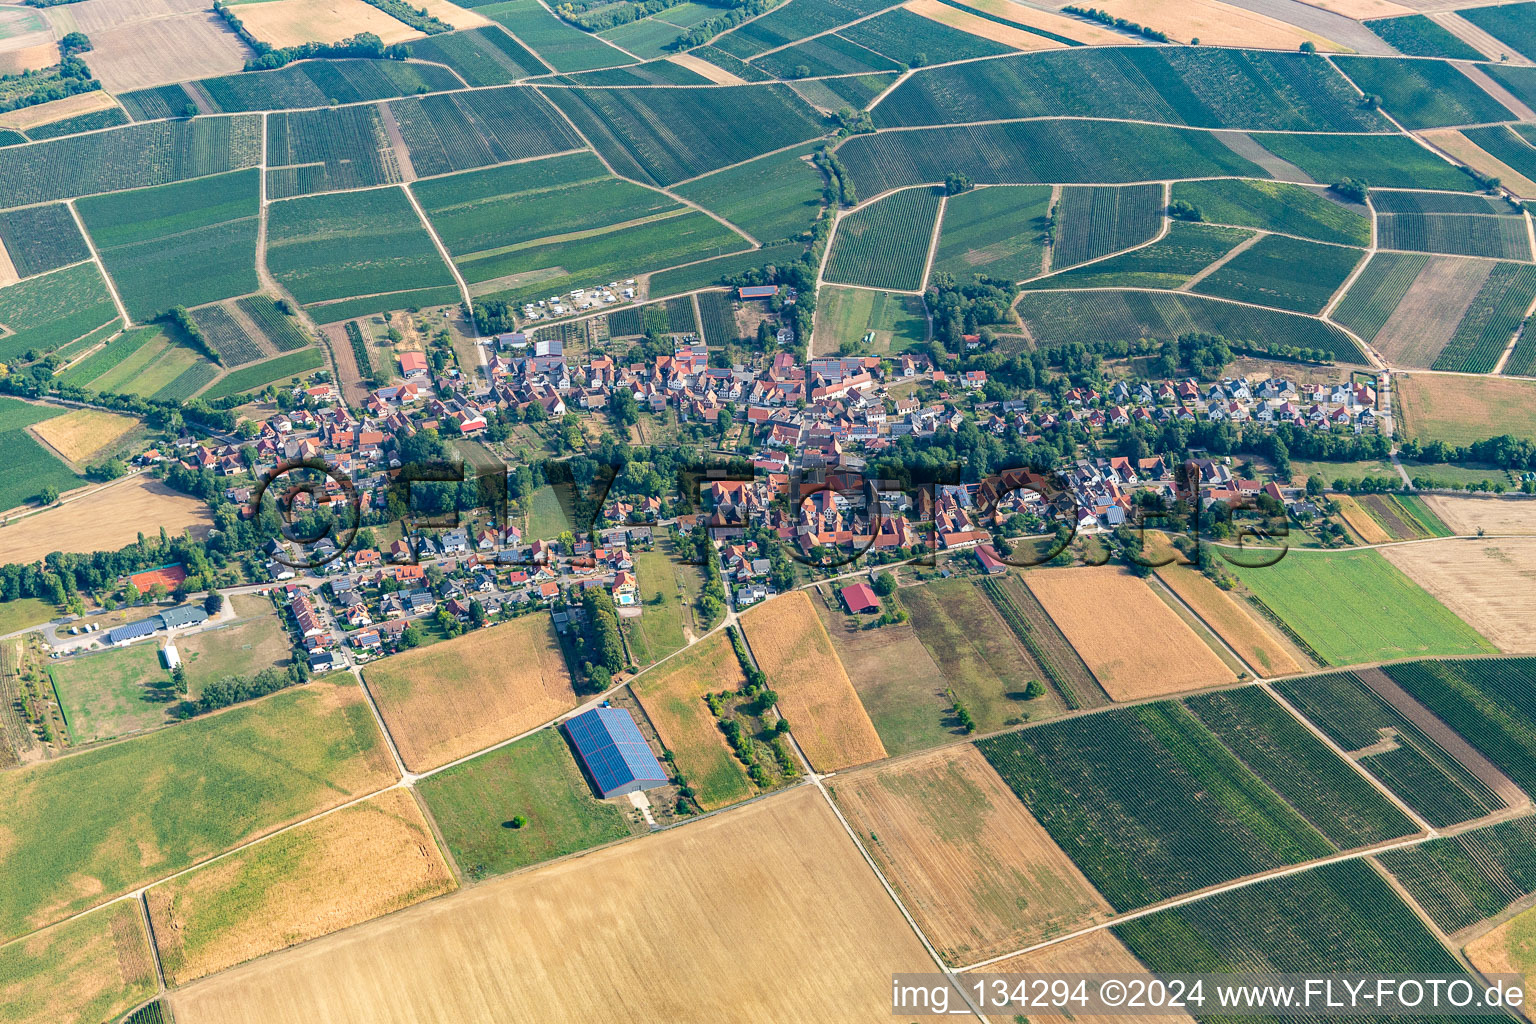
[0,261,117,364]
[55,0,250,93]
[235,295,309,352]
[479,0,631,72]
[542,84,827,187]
[1183,687,1417,848]
[27,407,136,465]
[264,105,401,199]
[23,106,130,141]
[0,476,212,563]
[619,547,692,665]
[1435,125,1536,199]
[1432,262,1536,372]
[1468,902,1536,1004]
[1116,859,1463,975]
[672,145,823,245]
[184,59,462,114]
[739,591,886,772]
[811,285,927,356]
[978,574,1107,710]
[364,613,577,772]
[976,700,1332,911]
[147,788,455,984]
[0,203,88,279]
[898,577,1069,729]
[0,677,393,941]
[1382,539,1536,653]
[415,727,633,880]
[840,5,1022,64]
[1374,190,1531,261]
[265,187,455,307]
[1363,13,1485,57]
[1426,494,1536,535]
[630,633,754,810]
[1016,286,1368,361]
[0,397,81,512]
[1330,251,1453,360]
[1459,3,1536,62]
[1252,131,1479,191]
[1170,179,1371,246]
[1379,815,1536,934]
[1153,559,1303,676]
[1335,55,1516,129]
[1397,373,1536,448]
[76,168,259,321]
[1022,566,1234,700]
[838,119,1268,197]
[405,26,548,85]
[189,304,264,366]
[753,33,902,79]
[1025,221,1252,291]
[1357,493,1452,540]
[0,900,156,1024]
[823,186,942,292]
[176,597,292,694]
[47,642,173,744]
[872,47,1385,132]
[711,0,893,56]
[931,185,1051,282]
[1336,493,1394,543]
[1190,233,1363,314]
[1276,668,1505,828]
[832,745,1112,964]
[201,347,324,400]
[1230,549,1495,666]
[231,0,425,49]
[1381,657,1536,799]
[982,929,1198,1024]
[1050,183,1164,270]
[647,240,805,299]
[387,87,583,178]
[168,788,940,1024]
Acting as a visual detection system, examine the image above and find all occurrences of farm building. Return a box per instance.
[839,582,880,615]
[738,285,779,299]
[976,545,1007,574]
[399,351,428,378]
[564,706,668,798]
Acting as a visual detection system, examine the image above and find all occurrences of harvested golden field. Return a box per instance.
[147,789,455,985]
[1335,494,1394,544]
[740,591,886,772]
[0,89,117,131]
[1023,566,1236,700]
[0,239,16,288]
[28,407,138,464]
[667,52,745,84]
[48,0,250,92]
[364,613,577,772]
[1397,373,1536,446]
[979,929,1198,1024]
[1381,538,1536,653]
[1424,129,1536,198]
[0,7,56,75]
[905,0,1065,49]
[0,900,156,1024]
[1425,494,1536,535]
[1293,0,1410,16]
[416,0,490,29]
[0,475,211,562]
[1466,905,1536,1019]
[631,633,755,810]
[169,787,947,1024]
[834,745,1111,964]
[1090,0,1344,48]
[232,0,421,48]
[964,0,1130,43]
[1153,562,1303,676]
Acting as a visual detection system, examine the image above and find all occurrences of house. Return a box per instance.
[975,544,1007,574]
[563,706,669,798]
[398,351,429,378]
[839,582,880,615]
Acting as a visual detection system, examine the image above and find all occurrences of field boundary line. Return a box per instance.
[1146,573,1260,677]
[917,191,945,293]
[137,891,168,992]
[1177,228,1264,291]
[66,199,132,329]
[736,0,908,63]
[1016,193,1172,287]
[350,666,412,781]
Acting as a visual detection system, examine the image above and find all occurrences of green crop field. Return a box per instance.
[1190,234,1364,314]
[1335,56,1516,129]
[25,108,130,141]
[712,0,891,57]
[0,900,156,1024]
[647,240,806,298]
[1378,815,1536,933]
[1276,668,1502,828]
[839,6,1015,65]
[1375,190,1530,261]
[695,289,738,347]
[1229,550,1495,666]
[193,59,460,114]
[48,643,173,744]
[1253,132,1478,191]
[1485,64,1536,112]
[235,295,309,352]
[265,105,401,199]
[266,187,454,306]
[415,727,631,880]
[0,678,391,941]
[975,700,1331,911]
[554,57,713,87]
[823,186,941,292]
[189,304,262,366]
[0,203,88,278]
[1460,3,1536,62]
[1365,14,1484,58]
[1464,123,1536,184]
[203,348,325,400]
[0,116,261,210]
[754,33,902,78]
[388,87,584,178]
[0,396,80,510]
[838,120,1267,198]
[673,145,824,245]
[1015,288,1366,361]
[542,84,827,186]
[76,168,259,320]
[1117,859,1463,976]
[1183,687,1415,849]
[620,548,689,665]
[932,185,1051,282]
[1432,262,1536,372]
[1330,251,1431,343]
[0,261,117,363]
[479,0,633,72]
[873,47,1385,131]
[1051,184,1164,270]
[78,329,208,399]
[1170,179,1370,246]
[794,72,896,112]
[406,26,549,85]
[1024,222,1251,291]
[813,285,927,355]
[58,325,155,387]
[1383,657,1536,798]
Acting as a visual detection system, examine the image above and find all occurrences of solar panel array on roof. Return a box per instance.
[564,706,668,798]
[105,618,159,646]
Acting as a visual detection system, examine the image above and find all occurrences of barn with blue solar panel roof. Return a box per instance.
[563,706,669,798]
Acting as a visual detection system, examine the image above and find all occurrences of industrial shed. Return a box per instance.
[564,706,668,799]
